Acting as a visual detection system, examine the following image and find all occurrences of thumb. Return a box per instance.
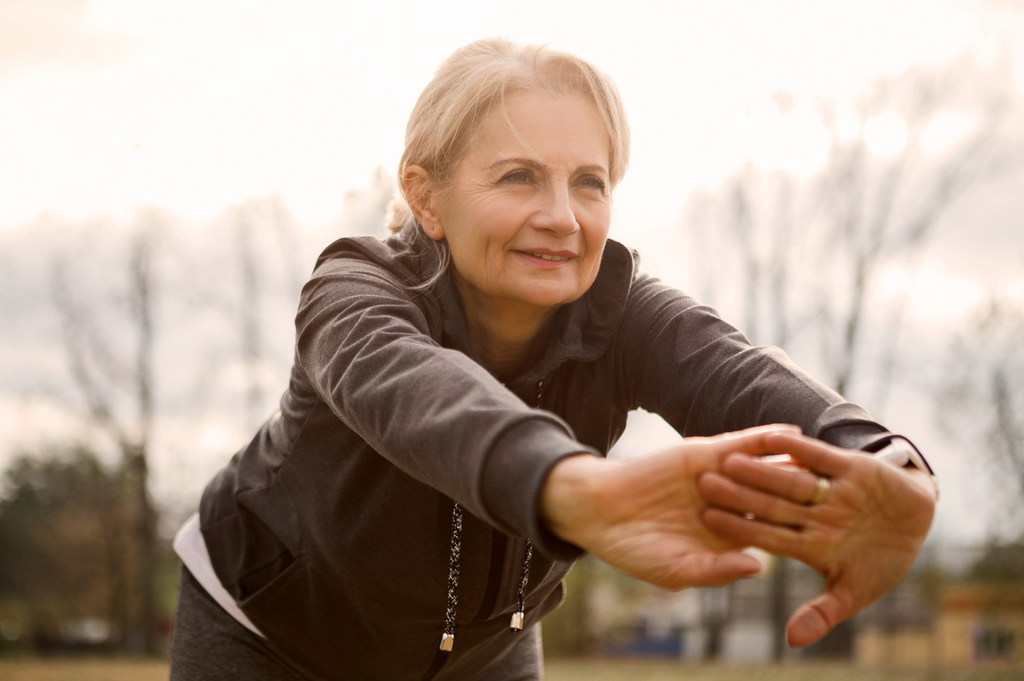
[705,551,764,586]
[786,587,853,648]
[670,551,764,589]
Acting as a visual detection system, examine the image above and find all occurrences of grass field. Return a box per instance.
[546,660,1024,681]
[0,658,1022,681]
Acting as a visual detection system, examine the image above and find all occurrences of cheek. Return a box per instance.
[445,227,497,286]
[583,207,611,253]
[447,238,483,282]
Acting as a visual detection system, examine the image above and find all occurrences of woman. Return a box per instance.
[170,38,937,680]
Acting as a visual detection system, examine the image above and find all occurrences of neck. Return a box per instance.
[457,286,555,383]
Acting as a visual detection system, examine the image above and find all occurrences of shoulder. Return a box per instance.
[601,243,708,329]
[579,238,635,324]
[311,221,441,288]
[297,224,446,338]
[595,240,705,317]
[578,239,709,346]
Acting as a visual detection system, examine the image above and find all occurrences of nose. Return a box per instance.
[534,183,579,236]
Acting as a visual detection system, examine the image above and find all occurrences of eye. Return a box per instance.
[580,175,607,193]
[499,169,533,184]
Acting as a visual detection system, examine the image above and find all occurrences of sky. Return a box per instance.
[3,0,1023,230]
[2,0,1024,544]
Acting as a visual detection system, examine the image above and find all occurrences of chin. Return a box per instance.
[504,275,592,311]
[517,289,584,310]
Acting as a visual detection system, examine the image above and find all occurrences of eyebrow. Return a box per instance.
[489,158,609,175]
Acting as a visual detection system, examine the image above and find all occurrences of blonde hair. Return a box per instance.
[387,37,631,233]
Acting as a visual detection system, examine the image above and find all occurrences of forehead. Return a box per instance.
[464,90,611,171]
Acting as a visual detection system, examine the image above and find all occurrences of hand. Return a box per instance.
[539,425,801,590]
[696,432,937,648]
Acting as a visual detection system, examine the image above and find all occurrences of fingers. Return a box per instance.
[720,455,824,506]
[699,507,807,560]
[716,423,802,441]
[697,471,809,527]
[763,432,854,479]
[786,589,853,648]
[645,424,804,481]
[650,425,808,482]
[700,424,804,462]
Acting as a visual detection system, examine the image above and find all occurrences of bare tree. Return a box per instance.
[234,204,266,431]
[814,59,1013,401]
[938,295,1024,537]
[234,196,306,429]
[170,196,304,432]
[686,58,1016,402]
[682,57,1020,659]
[338,165,394,237]
[50,210,165,653]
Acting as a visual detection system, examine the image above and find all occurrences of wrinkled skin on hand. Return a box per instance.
[696,432,937,648]
[540,425,804,591]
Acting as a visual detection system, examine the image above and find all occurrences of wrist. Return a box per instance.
[901,466,940,503]
[872,438,939,501]
[538,453,612,548]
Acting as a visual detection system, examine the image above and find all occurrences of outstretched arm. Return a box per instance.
[696,431,937,647]
[539,425,802,590]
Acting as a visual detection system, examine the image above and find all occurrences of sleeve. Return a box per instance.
[294,255,596,553]
[612,274,893,452]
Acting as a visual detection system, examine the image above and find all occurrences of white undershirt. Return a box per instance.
[173,512,266,638]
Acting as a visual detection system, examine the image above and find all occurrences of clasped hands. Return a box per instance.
[539,424,937,648]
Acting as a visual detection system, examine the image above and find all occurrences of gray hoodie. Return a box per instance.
[199,222,898,680]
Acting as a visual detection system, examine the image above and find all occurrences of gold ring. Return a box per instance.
[808,476,831,505]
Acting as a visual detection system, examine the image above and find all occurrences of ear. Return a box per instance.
[403,165,445,241]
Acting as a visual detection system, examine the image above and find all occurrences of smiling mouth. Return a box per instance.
[522,252,572,261]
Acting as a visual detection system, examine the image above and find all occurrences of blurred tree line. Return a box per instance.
[0,174,392,654]
[0,446,177,654]
[939,297,1024,535]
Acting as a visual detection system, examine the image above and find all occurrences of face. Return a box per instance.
[422,90,612,320]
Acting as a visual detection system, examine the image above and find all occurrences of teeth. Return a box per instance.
[530,253,570,261]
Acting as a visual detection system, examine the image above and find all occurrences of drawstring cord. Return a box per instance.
[510,540,533,631]
[439,502,462,652]
[440,379,543,652]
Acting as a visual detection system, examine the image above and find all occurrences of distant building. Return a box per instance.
[857,583,1024,668]
[580,544,1024,670]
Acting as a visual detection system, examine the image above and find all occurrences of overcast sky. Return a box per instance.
[3,0,1022,229]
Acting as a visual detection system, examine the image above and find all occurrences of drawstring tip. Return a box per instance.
[440,633,454,652]
[510,612,524,631]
